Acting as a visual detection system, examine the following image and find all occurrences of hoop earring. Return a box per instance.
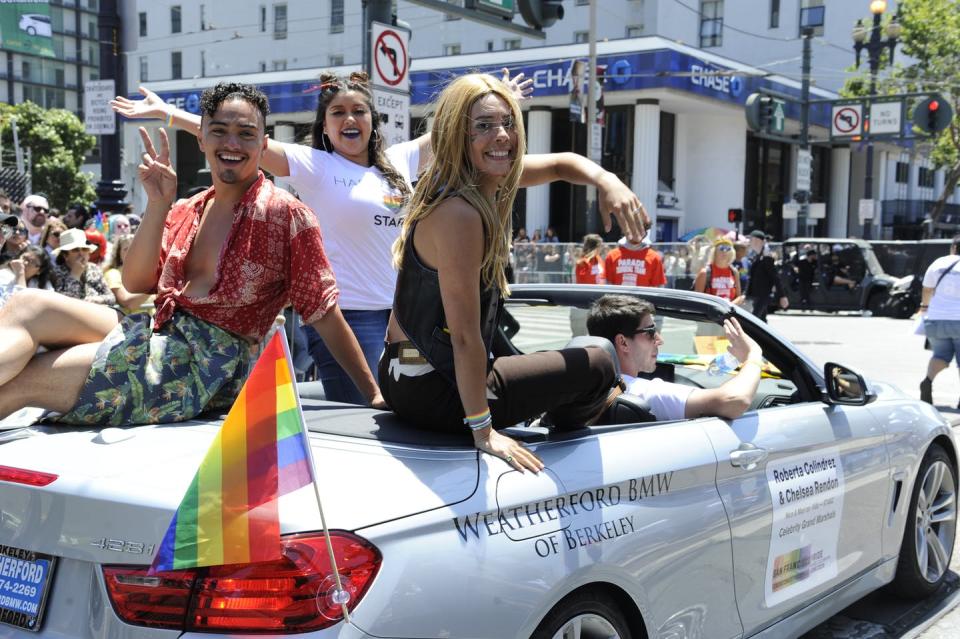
[321,133,332,153]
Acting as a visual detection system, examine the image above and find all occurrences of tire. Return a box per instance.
[867,291,887,316]
[890,444,958,599]
[531,590,633,639]
[26,26,36,36]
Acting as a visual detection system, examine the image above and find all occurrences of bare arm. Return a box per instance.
[519,152,646,242]
[693,268,707,293]
[111,285,151,312]
[426,198,543,473]
[306,305,384,407]
[111,86,292,176]
[684,318,763,420]
[123,128,177,294]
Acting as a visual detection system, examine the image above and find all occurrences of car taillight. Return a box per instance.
[103,532,381,633]
[0,464,58,486]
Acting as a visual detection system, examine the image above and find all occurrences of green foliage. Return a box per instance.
[0,101,97,209]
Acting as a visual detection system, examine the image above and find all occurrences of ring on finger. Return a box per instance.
[505,455,514,463]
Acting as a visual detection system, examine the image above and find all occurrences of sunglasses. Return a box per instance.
[625,325,659,339]
[50,231,61,238]
[716,245,734,252]
[14,227,28,237]
[468,115,516,137]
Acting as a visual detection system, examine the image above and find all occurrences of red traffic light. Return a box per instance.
[727,208,743,224]
[929,100,940,112]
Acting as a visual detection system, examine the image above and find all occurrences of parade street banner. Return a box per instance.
[0,1,54,58]
[764,449,845,607]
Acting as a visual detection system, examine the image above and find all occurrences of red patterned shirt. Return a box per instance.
[152,172,338,342]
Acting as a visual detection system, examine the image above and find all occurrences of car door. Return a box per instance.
[700,361,889,635]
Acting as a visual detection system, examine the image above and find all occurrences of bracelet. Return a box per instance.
[920,305,929,309]
[166,112,175,127]
[465,415,493,431]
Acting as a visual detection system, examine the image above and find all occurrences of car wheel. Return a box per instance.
[26,26,36,35]
[867,291,887,316]
[531,590,632,639]
[890,444,958,599]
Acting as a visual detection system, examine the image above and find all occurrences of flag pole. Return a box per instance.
[276,328,351,624]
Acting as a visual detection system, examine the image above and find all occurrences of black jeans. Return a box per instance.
[379,344,616,431]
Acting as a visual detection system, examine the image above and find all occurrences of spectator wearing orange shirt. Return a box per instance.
[604,237,666,287]
[575,234,606,284]
[693,237,741,301]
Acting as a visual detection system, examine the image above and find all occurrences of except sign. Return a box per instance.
[84,80,117,135]
[372,89,410,148]
[869,100,902,136]
[831,103,862,138]
[858,199,875,223]
[371,22,410,92]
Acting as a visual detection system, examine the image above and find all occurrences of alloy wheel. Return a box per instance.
[914,459,958,583]
[551,613,622,639]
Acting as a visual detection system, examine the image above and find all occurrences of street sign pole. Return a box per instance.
[797,26,813,229]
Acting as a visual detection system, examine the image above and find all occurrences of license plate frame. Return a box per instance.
[0,544,57,632]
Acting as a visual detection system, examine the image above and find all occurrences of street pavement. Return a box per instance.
[767,311,960,639]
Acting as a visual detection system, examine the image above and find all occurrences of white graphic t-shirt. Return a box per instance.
[622,374,695,422]
[923,254,960,321]
[284,140,419,310]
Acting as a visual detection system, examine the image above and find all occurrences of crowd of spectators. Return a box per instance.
[0,188,141,312]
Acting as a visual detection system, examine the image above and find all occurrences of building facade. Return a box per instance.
[117,0,959,240]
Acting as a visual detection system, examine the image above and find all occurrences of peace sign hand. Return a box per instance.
[137,127,177,206]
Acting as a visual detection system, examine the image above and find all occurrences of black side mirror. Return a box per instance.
[823,362,876,406]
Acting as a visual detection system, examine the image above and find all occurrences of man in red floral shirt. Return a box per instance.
[0,83,383,424]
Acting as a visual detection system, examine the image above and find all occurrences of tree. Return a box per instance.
[842,0,960,235]
[0,101,97,209]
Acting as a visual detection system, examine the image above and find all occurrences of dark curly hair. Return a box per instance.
[199,82,270,127]
[311,71,410,197]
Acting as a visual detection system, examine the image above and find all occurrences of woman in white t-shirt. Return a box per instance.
[919,235,960,406]
[111,70,645,404]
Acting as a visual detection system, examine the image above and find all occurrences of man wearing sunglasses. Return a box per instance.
[587,294,764,421]
[21,194,50,245]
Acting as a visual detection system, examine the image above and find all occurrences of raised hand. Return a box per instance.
[137,127,177,205]
[596,173,647,243]
[500,67,535,102]
[723,317,762,365]
[110,86,169,121]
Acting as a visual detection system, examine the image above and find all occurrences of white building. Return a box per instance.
[117,0,959,240]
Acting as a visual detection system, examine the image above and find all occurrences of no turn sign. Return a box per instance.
[831,103,863,138]
[371,22,409,92]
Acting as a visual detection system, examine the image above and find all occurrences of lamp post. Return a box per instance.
[852,0,901,239]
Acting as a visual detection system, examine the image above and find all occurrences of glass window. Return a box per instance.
[699,0,723,47]
[799,0,824,36]
[331,0,343,33]
[201,50,206,77]
[895,161,909,184]
[574,31,589,43]
[486,40,494,51]
[919,167,935,188]
[275,3,288,39]
[139,56,148,82]
[171,51,182,80]
[443,43,461,56]
[503,38,521,50]
[259,5,266,32]
[171,5,181,34]
[272,59,287,71]
[200,4,206,30]
[659,112,676,191]
[329,54,344,66]
[770,0,780,28]
[138,11,147,37]
[626,25,643,37]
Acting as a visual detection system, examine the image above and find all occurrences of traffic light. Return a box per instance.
[518,0,564,29]
[745,93,775,132]
[727,208,743,224]
[912,94,954,135]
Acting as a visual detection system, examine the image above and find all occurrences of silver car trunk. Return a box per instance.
[0,402,479,566]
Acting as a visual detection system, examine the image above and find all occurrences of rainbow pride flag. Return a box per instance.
[151,331,314,571]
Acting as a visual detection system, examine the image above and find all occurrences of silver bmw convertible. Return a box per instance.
[0,284,956,639]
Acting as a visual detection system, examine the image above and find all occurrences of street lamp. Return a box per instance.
[852,0,900,239]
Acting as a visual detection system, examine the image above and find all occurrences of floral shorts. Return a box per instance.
[56,312,251,426]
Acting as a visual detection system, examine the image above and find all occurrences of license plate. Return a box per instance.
[0,544,57,632]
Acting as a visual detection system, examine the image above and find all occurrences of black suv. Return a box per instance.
[778,238,897,314]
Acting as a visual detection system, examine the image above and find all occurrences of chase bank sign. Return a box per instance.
[689,63,743,98]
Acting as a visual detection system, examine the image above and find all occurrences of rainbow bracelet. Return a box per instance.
[464,409,492,431]
[166,112,175,128]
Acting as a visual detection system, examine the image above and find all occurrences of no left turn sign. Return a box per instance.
[831,103,863,138]
[371,22,409,92]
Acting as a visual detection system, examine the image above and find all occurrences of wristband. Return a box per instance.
[166,112,175,128]
[465,415,493,431]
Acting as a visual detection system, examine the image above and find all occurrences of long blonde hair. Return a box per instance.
[392,73,526,296]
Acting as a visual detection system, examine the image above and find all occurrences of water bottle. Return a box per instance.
[707,351,739,376]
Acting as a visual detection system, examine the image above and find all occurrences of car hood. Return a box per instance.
[0,421,478,565]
